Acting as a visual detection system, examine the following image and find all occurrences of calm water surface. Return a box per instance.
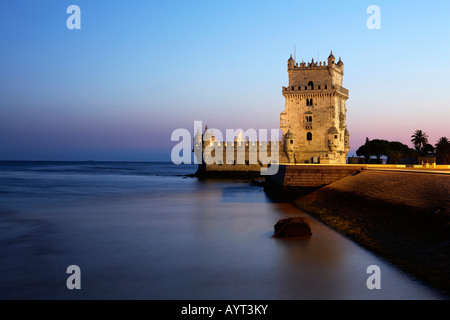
[0,162,444,299]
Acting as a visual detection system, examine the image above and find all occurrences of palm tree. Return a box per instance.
[411,130,429,156]
[435,137,450,164]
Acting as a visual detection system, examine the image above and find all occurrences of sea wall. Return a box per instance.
[264,164,364,198]
[292,170,450,296]
[194,162,262,179]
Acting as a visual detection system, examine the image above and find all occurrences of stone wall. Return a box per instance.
[195,142,288,178]
[263,164,364,199]
[267,165,364,189]
[291,170,450,296]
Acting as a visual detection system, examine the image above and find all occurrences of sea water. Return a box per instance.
[0,161,444,299]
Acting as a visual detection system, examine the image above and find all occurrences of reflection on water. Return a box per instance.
[0,162,444,299]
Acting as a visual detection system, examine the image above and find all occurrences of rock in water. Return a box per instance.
[273,217,312,237]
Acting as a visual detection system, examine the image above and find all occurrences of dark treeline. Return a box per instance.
[356,130,450,164]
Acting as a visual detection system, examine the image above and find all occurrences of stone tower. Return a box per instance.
[280,51,350,164]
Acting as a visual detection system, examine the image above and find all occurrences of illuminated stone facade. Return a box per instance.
[280,51,350,164]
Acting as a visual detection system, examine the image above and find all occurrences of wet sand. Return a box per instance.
[292,170,450,297]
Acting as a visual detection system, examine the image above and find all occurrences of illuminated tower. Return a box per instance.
[280,51,350,163]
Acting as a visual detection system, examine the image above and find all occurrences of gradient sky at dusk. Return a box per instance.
[1,0,449,161]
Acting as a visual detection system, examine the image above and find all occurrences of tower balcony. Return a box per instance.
[335,86,349,97]
[304,121,313,130]
[282,85,348,98]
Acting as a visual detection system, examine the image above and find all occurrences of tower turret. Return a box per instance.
[202,125,212,146]
[194,127,202,149]
[283,129,295,163]
[193,127,203,163]
[344,128,350,151]
[327,126,339,152]
[327,51,335,66]
[287,54,295,70]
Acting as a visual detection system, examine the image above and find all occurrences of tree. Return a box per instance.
[435,137,450,164]
[356,138,415,164]
[356,137,372,163]
[411,130,429,156]
[423,143,435,155]
[385,141,414,164]
[370,139,389,161]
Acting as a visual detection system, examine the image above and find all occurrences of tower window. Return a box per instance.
[290,140,294,144]
[308,81,314,90]
[334,134,338,139]
[307,132,312,141]
[305,116,312,130]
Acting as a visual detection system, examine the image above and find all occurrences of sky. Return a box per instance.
[0,0,449,161]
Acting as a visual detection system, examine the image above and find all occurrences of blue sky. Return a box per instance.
[0,0,449,161]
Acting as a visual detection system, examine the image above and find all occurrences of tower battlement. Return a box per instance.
[288,59,343,70]
[287,51,344,89]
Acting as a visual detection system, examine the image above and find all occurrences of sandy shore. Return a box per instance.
[292,170,450,297]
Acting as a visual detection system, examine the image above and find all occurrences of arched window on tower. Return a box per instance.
[308,81,314,90]
[309,98,313,106]
[307,132,312,141]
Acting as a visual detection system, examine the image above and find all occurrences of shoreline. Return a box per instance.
[290,170,450,298]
